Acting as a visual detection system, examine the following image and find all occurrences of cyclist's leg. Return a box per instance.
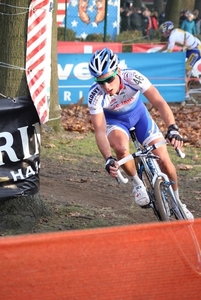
[134,107,178,191]
[186,49,201,96]
[106,121,149,206]
[107,125,136,177]
[105,101,143,177]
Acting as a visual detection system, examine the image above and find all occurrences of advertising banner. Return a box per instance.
[132,43,181,53]
[58,41,123,53]
[0,96,40,200]
[58,52,186,105]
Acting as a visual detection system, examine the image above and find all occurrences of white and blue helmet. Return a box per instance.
[159,21,174,37]
[88,48,119,77]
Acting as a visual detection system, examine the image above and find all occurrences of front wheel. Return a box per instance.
[154,178,186,221]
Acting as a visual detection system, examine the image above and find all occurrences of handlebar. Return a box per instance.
[175,148,185,158]
[116,139,185,184]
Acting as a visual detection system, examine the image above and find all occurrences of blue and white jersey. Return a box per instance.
[168,28,201,51]
[88,69,152,115]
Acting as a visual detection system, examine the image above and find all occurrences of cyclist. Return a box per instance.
[87,47,194,220]
[157,21,201,100]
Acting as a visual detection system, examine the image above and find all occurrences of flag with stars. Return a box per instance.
[60,0,119,40]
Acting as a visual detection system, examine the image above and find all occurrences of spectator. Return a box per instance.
[179,9,187,27]
[120,7,130,32]
[130,7,142,31]
[141,8,152,39]
[181,12,197,35]
[158,10,165,26]
[150,10,159,39]
[193,9,201,35]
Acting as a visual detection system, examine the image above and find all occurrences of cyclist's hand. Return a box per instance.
[165,124,183,148]
[105,156,118,177]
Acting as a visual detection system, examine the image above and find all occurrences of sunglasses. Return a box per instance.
[95,69,118,85]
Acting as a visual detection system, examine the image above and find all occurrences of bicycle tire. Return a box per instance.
[135,158,161,221]
[154,177,186,221]
[185,80,201,106]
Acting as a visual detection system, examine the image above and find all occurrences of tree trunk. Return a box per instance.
[165,0,183,27]
[154,0,165,16]
[48,0,62,131]
[0,1,29,97]
[133,0,142,9]
[0,0,54,234]
[180,0,195,12]
[194,0,201,15]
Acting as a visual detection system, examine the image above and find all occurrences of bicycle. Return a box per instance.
[116,127,188,222]
[115,127,201,272]
[184,59,201,107]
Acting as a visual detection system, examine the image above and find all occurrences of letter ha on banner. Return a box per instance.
[26,0,53,124]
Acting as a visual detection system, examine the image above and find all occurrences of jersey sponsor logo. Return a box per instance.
[110,98,117,105]
[112,98,133,109]
[88,86,100,104]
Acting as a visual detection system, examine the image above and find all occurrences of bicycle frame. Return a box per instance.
[117,127,187,221]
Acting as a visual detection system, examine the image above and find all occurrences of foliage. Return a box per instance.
[85,33,111,42]
[57,27,76,41]
[114,30,162,52]
[114,30,142,52]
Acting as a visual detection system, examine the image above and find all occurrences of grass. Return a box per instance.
[41,129,201,167]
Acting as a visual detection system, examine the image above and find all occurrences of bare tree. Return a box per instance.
[133,0,142,9]
[154,0,165,16]
[180,0,195,12]
[194,0,201,16]
[0,0,58,234]
[165,0,183,27]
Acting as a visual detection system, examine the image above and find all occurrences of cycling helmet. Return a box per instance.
[159,21,174,37]
[88,48,119,77]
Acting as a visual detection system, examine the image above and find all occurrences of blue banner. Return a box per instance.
[58,52,186,105]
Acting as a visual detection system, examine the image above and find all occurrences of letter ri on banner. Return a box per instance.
[26,0,53,124]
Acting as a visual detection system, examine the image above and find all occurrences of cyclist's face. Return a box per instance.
[96,69,120,95]
[161,30,170,38]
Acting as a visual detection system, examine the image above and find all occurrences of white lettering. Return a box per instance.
[58,63,92,80]
[58,64,73,80]
[35,161,40,173]
[18,126,31,159]
[10,169,24,181]
[26,165,36,177]
[74,63,91,80]
[10,161,40,181]
[33,123,40,155]
[0,122,40,165]
[0,132,19,166]
[64,91,71,101]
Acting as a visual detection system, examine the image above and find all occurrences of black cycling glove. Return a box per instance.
[165,124,183,142]
[105,156,117,174]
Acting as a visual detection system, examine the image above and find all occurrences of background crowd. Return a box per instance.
[120,4,201,40]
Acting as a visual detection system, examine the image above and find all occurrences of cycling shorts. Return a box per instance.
[186,48,201,72]
[104,98,163,145]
